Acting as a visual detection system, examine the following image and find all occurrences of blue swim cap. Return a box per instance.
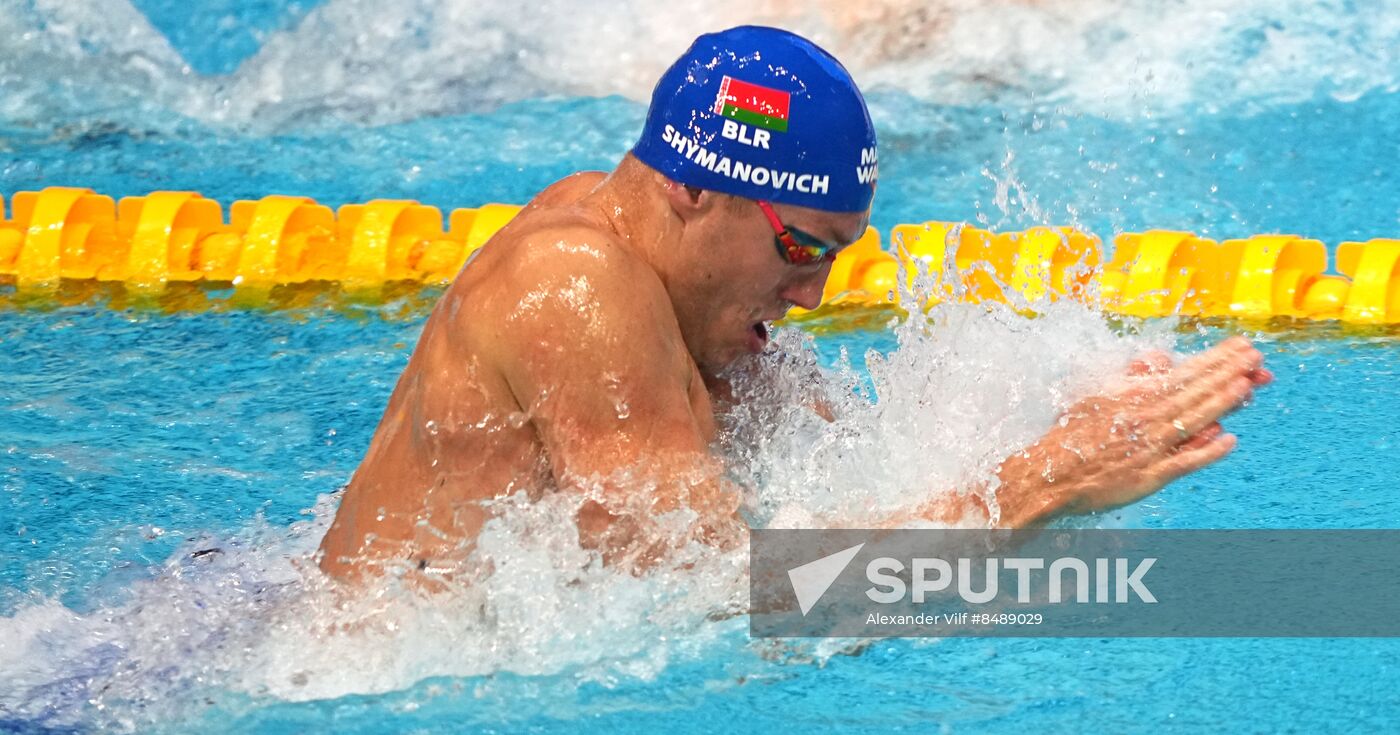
[632,26,878,213]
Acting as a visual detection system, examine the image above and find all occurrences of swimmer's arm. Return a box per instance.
[487,232,743,560]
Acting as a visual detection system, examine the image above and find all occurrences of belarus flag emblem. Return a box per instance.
[713,76,791,133]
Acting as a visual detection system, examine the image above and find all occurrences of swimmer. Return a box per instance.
[317,26,1270,583]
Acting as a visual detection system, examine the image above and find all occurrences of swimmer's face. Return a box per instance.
[666,187,869,372]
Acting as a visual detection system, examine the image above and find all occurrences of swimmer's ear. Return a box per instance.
[662,179,721,221]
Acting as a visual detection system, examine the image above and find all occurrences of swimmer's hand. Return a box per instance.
[986,335,1271,527]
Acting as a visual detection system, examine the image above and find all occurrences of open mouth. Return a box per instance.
[747,321,770,352]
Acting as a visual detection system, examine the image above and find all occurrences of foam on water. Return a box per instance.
[0,291,1171,730]
[2,0,1399,129]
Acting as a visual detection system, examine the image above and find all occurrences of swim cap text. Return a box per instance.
[661,124,830,195]
[856,146,879,185]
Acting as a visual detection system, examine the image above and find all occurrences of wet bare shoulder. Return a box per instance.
[465,220,693,420]
[474,219,665,324]
[448,212,676,359]
[526,171,608,209]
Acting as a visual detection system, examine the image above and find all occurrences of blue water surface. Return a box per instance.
[3,0,1400,732]
[131,0,315,75]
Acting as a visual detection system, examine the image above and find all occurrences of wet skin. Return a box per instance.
[318,154,1271,584]
[318,156,863,581]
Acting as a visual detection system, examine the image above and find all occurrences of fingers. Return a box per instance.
[1137,336,1265,446]
[1144,341,1237,400]
[1173,375,1256,437]
[1155,430,1238,480]
[1160,339,1264,422]
[1174,338,1257,386]
[1121,337,1255,391]
[1126,349,1174,377]
[1176,421,1223,452]
[1216,334,1254,351]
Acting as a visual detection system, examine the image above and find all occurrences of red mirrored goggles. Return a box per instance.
[755,200,840,266]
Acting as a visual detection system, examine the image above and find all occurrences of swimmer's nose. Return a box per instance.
[779,266,829,311]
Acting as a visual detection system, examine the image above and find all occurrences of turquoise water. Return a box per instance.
[4,0,1400,731]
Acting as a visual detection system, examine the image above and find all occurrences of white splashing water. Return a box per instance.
[1,0,1398,128]
[0,293,1175,729]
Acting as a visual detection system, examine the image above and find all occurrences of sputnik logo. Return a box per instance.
[787,543,864,616]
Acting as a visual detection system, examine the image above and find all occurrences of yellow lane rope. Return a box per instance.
[2,187,1397,322]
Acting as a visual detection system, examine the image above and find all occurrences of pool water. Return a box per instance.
[4,0,1400,732]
